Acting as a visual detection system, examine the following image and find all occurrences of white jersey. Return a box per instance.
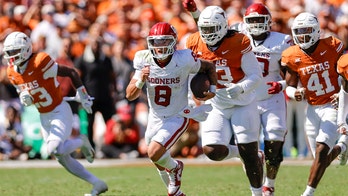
[235,23,292,101]
[251,32,292,101]
[133,49,201,117]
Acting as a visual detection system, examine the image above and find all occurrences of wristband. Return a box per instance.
[135,80,145,89]
[209,85,216,93]
[278,80,286,91]
[191,10,201,19]
[285,86,296,99]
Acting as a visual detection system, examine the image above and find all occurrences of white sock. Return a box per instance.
[263,177,275,188]
[250,186,262,196]
[337,142,347,153]
[157,169,169,187]
[56,154,99,184]
[155,151,177,171]
[61,138,83,154]
[302,185,315,196]
[224,145,240,160]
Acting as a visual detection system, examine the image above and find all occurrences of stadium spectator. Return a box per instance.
[74,23,117,150]
[101,104,140,159]
[30,4,61,59]
[0,104,31,160]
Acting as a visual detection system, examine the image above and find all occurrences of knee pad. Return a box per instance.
[265,150,283,167]
[203,145,228,161]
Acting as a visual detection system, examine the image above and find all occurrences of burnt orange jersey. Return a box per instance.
[337,53,348,79]
[186,31,252,89]
[282,36,344,105]
[7,52,63,113]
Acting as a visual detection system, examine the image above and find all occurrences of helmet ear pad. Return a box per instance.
[197,6,228,46]
[3,31,32,66]
[291,12,320,49]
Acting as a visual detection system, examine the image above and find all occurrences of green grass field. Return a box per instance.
[0,160,347,196]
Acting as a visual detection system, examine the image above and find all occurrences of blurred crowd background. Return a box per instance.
[0,0,347,161]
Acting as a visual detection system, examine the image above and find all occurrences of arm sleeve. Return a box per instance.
[338,86,348,126]
[43,62,58,79]
[238,51,262,93]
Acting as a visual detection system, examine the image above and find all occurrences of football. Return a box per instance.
[190,73,210,99]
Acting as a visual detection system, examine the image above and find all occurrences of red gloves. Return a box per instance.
[182,0,197,12]
[267,81,282,94]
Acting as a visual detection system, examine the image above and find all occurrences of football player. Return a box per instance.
[183,4,264,195]
[337,54,348,164]
[281,12,348,196]
[3,32,108,196]
[241,3,293,195]
[126,22,217,196]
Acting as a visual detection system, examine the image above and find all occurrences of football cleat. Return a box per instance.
[80,134,95,163]
[262,186,274,196]
[91,180,108,196]
[166,160,184,196]
[338,134,348,165]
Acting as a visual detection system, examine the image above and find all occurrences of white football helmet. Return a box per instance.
[198,6,228,46]
[3,31,32,67]
[147,22,177,61]
[291,12,320,49]
[243,3,272,36]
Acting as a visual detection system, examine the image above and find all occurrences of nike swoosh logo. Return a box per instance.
[28,71,34,75]
[222,50,229,55]
[320,50,327,56]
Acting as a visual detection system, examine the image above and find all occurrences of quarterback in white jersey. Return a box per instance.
[126,22,216,196]
[241,3,293,195]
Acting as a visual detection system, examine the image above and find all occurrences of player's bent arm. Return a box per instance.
[126,79,143,101]
[57,64,83,88]
[284,68,304,101]
[198,59,217,100]
[126,67,149,101]
[239,51,263,93]
[182,0,200,23]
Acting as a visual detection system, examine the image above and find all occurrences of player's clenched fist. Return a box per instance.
[182,0,197,12]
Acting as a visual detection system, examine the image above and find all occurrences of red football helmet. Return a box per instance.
[147,22,177,60]
[243,3,272,36]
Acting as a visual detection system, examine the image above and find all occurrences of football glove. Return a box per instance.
[179,104,212,122]
[182,0,197,12]
[267,81,282,94]
[338,124,348,135]
[224,83,244,99]
[76,86,93,114]
[19,91,33,106]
